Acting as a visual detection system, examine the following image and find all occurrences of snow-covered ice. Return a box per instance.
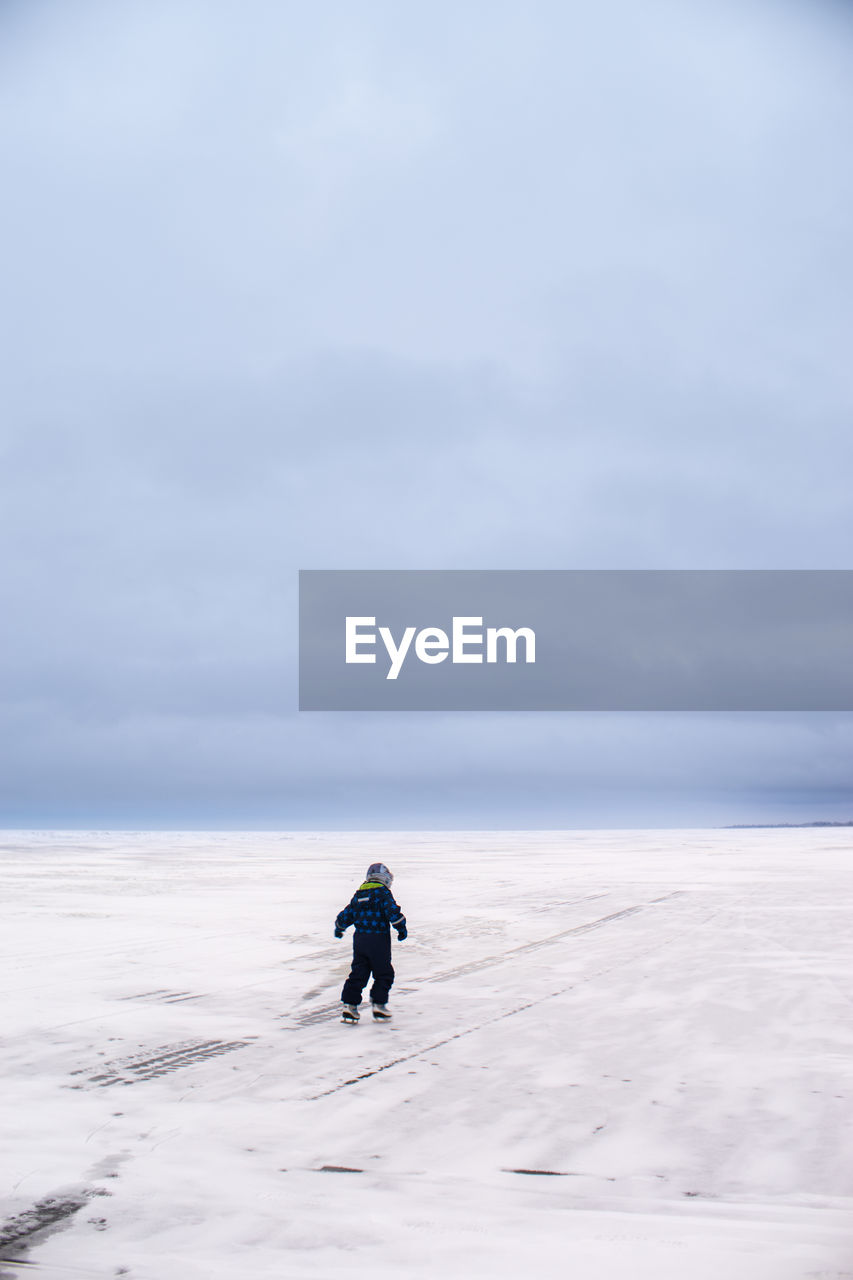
[1,828,852,1279]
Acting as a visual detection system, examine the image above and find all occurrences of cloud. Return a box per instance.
[0,0,852,824]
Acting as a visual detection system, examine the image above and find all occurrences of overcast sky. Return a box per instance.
[1,0,852,828]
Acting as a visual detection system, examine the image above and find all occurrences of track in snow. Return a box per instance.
[69,1038,255,1087]
[290,894,679,1029]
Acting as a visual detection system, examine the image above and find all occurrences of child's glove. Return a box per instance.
[395,923,408,941]
[334,927,344,938]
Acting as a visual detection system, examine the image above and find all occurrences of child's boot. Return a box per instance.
[372,1003,392,1020]
[341,1003,359,1023]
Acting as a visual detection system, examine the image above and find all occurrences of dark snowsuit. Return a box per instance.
[335,880,407,1006]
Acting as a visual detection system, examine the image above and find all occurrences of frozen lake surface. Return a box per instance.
[1,828,852,1279]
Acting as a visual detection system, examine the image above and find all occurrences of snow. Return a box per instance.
[1,828,852,1279]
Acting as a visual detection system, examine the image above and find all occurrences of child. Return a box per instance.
[334,862,407,1022]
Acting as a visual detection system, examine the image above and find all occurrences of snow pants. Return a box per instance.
[341,932,394,1005]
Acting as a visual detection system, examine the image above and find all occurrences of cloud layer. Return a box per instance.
[1,0,852,825]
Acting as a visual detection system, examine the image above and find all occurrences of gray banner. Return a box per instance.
[298,570,853,710]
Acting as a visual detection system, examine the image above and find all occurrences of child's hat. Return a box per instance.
[366,862,393,888]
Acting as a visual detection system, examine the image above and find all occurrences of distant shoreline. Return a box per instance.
[725,821,853,829]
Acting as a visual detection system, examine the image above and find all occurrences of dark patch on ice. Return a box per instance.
[0,1188,108,1274]
[292,1002,342,1027]
[508,1168,571,1176]
[87,1153,129,1183]
[116,990,206,1004]
[318,1165,363,1174]
[116,990,172,1000]
[530,891,610,914]
[0,1195,91,1250]
[300,984,327,1001]
[71,1038,254,1086]
[505,1168,617,1180]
